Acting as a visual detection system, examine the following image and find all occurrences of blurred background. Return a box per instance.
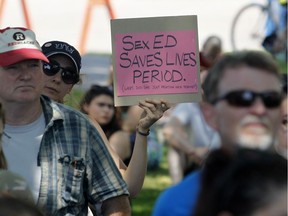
[1,1,285,215]
[0,0,267,89]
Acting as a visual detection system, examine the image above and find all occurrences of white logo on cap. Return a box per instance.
[13,32,25,41]
[55,43,75,54]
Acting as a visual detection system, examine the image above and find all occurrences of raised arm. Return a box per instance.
[92,99,170,198]
[110,99,170,197]
[89,118,128,175]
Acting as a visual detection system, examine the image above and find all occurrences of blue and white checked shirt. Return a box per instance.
[37,96,129,215]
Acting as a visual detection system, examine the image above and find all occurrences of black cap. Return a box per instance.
[41,41,81,74]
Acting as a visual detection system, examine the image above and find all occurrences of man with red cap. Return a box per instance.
[0,27,130,216]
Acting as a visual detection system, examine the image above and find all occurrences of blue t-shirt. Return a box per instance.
[152,170,201,216]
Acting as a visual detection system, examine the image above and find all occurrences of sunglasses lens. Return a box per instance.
[61,69,79,84]
[225,91,254,107]
[43,59,62,76]
[43,62,60,76]
[221,90,282,108]
[43,59,79,84]
[262,92,283,108]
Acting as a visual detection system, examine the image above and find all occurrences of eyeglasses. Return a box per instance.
[212,90,283,108]
[97,102,114,110]
[43,59,79,84]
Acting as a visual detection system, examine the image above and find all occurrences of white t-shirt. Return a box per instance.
[2,113,45,203]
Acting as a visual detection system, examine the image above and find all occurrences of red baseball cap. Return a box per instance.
[0,27,49,66]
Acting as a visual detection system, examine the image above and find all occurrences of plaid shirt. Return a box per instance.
[37,96,129,215]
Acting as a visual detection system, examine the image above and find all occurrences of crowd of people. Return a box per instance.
[0,21,286,216]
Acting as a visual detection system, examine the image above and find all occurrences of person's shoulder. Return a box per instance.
[160,170,201,197]
[0,170,34,203]
[0,170,27,185]
[57,103,85,117]
[153,170,202,216]
[173,170,202,190]
[109,130,130,144]
[40,96,98,134]
[157,170,201,203]
[172,103,198,114]
[41,95,90,120]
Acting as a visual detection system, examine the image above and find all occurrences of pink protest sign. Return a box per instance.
[115,30,198,96]
[111,15,201,106]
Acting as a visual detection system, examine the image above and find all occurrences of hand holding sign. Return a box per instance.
[137,98,171,132]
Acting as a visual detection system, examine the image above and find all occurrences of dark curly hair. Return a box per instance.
[79,85,121,139]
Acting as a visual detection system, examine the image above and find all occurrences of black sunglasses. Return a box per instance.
[211,90,283,108]
[43,59,79,84]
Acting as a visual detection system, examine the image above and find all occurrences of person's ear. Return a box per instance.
[218,211,233,216]
[200,102,218,130]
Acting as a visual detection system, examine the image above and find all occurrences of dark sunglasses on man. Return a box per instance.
[211,90,283,109]
[43,59,79,84]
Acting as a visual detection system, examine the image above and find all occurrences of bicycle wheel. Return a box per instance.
[231,3,268,51]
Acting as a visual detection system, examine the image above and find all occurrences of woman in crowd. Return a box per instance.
[79,84,121,140]
[79,85,135,166]
[80,85,163,170]
[41,40,170,198]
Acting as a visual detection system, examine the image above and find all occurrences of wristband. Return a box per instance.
[136,127,150,136]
